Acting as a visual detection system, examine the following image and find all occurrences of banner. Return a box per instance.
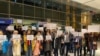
[88,25,100,32]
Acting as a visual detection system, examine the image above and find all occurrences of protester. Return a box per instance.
[45,31,52,56]
[11,30,22,56]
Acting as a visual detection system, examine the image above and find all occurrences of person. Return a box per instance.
[45,31,52,56]
[84,33,89,56]
[88,33,97,56]
[54,31,62,56]
[74,35,82,56]
[0,30,9,56]
[63,32,70,56]
[11,30,22,56]
[33,31,43,56]
[25,30,33,56]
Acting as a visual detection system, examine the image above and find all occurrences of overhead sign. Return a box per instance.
[0,18,13,24]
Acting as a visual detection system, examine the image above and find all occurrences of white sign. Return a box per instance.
[0,35,7,42]
[57,30,63,36]
[12,34,21,39]
[7,25,14,31]
[27,35,34,40]
[58,27,61,30]
[88,25,100,32]
[17,19,22,23]
[81,29,88,33]
[22,26,28,30]
[32,26,36,30]
[37,35,43,41]
[46,35,52,40]
[44,23,57,29]
[65,26,73,32]
[38,27,44,31]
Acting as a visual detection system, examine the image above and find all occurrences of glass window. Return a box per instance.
[24,5,34,17]
[45,0,52,9]
[52,11,60,19]
[0,14,8,18]
[10,0,23,3]
[35,8,44,18]
[24,0,34,6]
[10,15,23,19]
[45,10,52,19]
[10,3,23,15]
[0,1,8,13]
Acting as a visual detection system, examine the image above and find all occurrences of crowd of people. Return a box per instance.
[0,25,99,56]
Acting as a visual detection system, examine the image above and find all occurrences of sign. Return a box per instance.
[58,27,61,30]
[12,34,21,39]
[81,29,88,33]
[0,35,7,42]
[17,19,22,23]
[7,25,14,30]
[0,18,13,24]
[27,35,34,40]
[46,35,52,40]
[57,30,63,36]
[22,26,28,30]
[44,23,57,29]
[38,27,44,31]
[88,25,100,32]
[65,26,73,32]
[32,26,36,30]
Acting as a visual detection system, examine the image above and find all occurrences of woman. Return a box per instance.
[33,31,43,56]
[11,30,22,56]
[0,30,9,56]
[25,30,34,56]
[45,31,52,56]
[33,37,41,56]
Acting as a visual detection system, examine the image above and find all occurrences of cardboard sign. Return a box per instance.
[46,35,52,40]
[22,26,28,30]
[57,30,63,36]
[37,35,43,41]
[82,29,88,33]
[44,23,57,29]
[12,34,21,39]
[0,35,7,42]
[65,26,73,32]
[7,25,14,31]
[17,19,22,23]
[38,27,44,31]
[88,25,100,32]
[27,35,34,40]
[32,26,36,30]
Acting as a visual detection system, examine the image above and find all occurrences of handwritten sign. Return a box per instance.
[0,35,7,42]
[27,35,34,40]
[46,35,52,40]
[12,34,21,39]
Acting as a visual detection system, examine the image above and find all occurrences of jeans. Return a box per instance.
[26,45,32,56]
[90,49,95,56]
[74,46,82,56]
[64,43,70,56]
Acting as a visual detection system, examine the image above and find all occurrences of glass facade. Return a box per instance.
[0,0,83,27]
